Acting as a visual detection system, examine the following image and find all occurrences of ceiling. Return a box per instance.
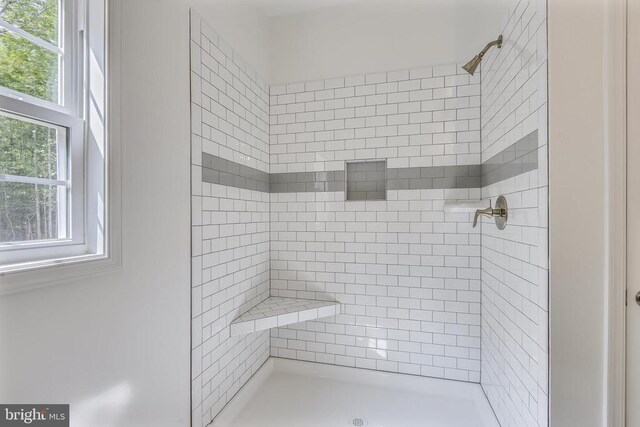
[223,0,505,18]
[251,0,365,17]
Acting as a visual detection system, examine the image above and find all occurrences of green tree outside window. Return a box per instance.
[0,0,62,242]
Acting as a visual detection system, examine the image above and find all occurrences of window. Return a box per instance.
[0,0,111,277]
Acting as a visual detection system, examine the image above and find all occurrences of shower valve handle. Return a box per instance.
[473,200,507,228]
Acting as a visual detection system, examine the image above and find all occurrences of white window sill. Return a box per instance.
[0,252,121,295]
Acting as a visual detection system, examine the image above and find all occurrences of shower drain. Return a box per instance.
[349,418,367,427]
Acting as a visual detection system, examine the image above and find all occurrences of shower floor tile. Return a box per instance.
[212,358,499,427]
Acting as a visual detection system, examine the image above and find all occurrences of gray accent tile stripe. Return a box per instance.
[202,153,270,192]
[387,165,482,190]
[270,171,345,193]
[481,130,539,187]
[202,131,539,193]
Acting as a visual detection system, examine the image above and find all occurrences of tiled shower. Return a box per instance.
[190,0,548,425]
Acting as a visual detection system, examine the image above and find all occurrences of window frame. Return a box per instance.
[0,0,120,289]
[0,0,80,114]
[0,0,87,269]
[0,103,85,265]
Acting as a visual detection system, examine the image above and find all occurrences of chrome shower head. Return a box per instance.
[462,35,503,76]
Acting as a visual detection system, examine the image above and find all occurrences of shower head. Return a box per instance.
[462,35,503,76]
[462,55,483,76]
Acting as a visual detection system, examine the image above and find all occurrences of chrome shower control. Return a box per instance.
[636,291,640,306]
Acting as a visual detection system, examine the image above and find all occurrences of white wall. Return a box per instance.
[548,0,606,425]
[0,1,269,426]
[268,0,509,84]
[193,1,271,79]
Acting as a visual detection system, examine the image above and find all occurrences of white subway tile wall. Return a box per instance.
[270,188,483,381]
[479,0,549,426]
[190,2,549,424]
[269,65,482,173]
[190,11,271,427]
[269,67,484,382]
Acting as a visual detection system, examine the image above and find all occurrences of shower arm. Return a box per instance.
[477,36,503,59]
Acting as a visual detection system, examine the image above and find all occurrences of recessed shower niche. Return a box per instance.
[345,160,387,201]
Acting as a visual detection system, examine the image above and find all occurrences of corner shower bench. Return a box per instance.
[229,297,341,336]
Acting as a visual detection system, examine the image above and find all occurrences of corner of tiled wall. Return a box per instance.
[190,9,271,427]
[479,0,549,426]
